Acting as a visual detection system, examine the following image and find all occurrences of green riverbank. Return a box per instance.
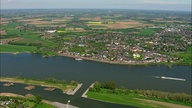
[86,82,192,108]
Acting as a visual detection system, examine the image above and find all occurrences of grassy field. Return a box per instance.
[87,89,191,108]
[36,103,56,108]
[0,44,37,52]
[87,90,166,108]
[87,21,102,24]
[172,47,192,65]
[138,28,157,36]
[87,81,191,108]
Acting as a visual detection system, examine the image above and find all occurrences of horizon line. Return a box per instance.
[1,8,191,12]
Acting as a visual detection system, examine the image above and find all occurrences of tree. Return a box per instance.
[34,95,42,104]
[102,81,116,90]
[94,81,101,92]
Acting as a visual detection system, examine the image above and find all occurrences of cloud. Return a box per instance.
[0,0,191,11]
[2,0,15,2]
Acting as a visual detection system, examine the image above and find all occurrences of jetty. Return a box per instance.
[66,83,83,95]
[81,83,95,98]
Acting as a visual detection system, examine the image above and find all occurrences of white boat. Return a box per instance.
[75,58,83,61]
[161,76,186,81]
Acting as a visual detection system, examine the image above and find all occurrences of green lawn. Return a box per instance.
[87,90,166,108]
[138,28,158,36]
[36,103,56,108]
[172,47,192,65]
[0,44,37,52]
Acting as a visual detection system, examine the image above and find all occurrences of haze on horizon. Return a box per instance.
[1,0,191,11]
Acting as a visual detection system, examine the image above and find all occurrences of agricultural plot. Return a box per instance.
[87,20,151,29]
[0,30,7,35]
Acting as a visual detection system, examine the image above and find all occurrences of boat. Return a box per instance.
[161,76,186,81]
[75,58,83,61]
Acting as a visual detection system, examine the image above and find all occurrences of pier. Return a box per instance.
[81,83,95,98]
[66,83,83,95]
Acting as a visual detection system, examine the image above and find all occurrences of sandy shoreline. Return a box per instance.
[0,93,24,98]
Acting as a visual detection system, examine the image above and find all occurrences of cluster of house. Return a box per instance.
[58,25,190,64]
[0,99,22,108]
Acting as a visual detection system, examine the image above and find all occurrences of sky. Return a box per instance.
[1,0,191,11]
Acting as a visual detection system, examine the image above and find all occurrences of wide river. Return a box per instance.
[0,53,191,108]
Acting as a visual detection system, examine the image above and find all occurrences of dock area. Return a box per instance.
[81,83,95,98]
[66,83,83,95]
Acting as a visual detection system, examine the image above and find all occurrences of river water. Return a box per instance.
[0,53,191,108]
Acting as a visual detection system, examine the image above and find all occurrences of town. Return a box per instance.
[1,9,191,65]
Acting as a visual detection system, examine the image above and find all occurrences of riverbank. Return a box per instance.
[86,82,192,108]
[0,77,81,95]
[87,90,192,108]
[1,52,190,66]
[0,52,169,66]
[56,53,191,66]
[87,92,191,108]
[60,53,155,66]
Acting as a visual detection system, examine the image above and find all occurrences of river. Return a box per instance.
[0,53,191,108]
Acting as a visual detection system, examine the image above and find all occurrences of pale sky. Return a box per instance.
[1,0,191,11]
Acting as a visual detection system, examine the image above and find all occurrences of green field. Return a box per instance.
[138,28,157,36]
[87,21,102,24]
[87,89,165,108]
[0,45,37,52]
[36,103,56,108]
[172,47,192,65]
[87,81,192,107]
